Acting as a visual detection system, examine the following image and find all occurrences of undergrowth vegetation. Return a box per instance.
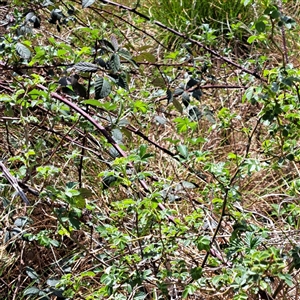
[1,0,300,299]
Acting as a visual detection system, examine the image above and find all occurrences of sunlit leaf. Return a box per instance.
[16,42,31,59]
[82,0,95,8]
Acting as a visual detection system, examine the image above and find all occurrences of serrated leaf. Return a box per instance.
[167,89,173,104]
[192,89,202,100]
[109,147,120,158]
[18,25,32,36]
[95,57,107,68]
[109,53,121,73]
[173,98,183,114]
[82,0,95,8]
[118,48,132,60]
[127,59,139,69]
[110,34,119,51]
[186,78,198,89]
[16,42,31,59]
[174,88,184,96]
[74,62,99,72]
[182,92,190,107]
[23,287,40,296]
[95,77,111,99]
[112,128,123,143]
[117,73,129,91]
[99,39,115,52]
[177,144,188,158]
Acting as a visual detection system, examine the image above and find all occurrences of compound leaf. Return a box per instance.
[192,88,202,100]
[110,34,119,51]
[182,92,190,107]
[118,48,132,60]
[109,53,121,73]
[74,62,99,72]
[99,39,115,52]
[117,72,129,91]
[16,42,31,59]
[95,77,111,99]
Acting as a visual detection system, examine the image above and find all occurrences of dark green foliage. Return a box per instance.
[1,1,300,299]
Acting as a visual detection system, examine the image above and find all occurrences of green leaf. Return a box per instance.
[182,284,197,298]
[117,72,129,91]
[188,106,201,121]
[255,21,266,33]
[182,92,190,107]
[196,236,210,251]
[74,62,99,72]
[78,188,93,198]
[177,144,188,158]
[134,52,156,63]
[46,278,60,287]
[112,128,123,143]
[99,39,115,52]
[203,107,215,123]
[16,42,31,59]
[23,287,40,296]
[82,99,102,107]
[25,266,40,280]
[109,53,121,73]
[192,89,202,100]
[118,48,132,60]
[95,77,111,99]
[103,175,118,189]
[247,35,257,44]
[191,267,202,280]
[82,0,95,8]
[278,273,293,287]
[174,88,184,96]
[110,34,119,51]
[152,77,165,88]
[167,89,173,104]
[173,98,183,114]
